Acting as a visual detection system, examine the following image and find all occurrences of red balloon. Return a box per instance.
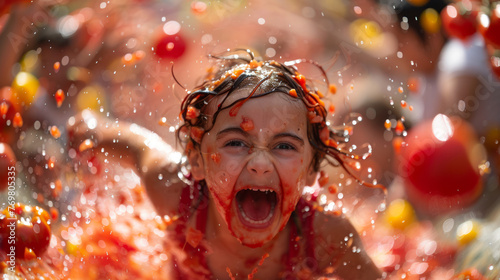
[154,33,187,60]
[478,3,500,49]
[441,4,477,41]
[0,143,16,192]
[398,115,483,214]
[0,203,51,259]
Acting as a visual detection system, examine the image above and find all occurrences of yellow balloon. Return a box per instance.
[420,8,441,34]
[363,21,381,39]
[350,19,382,49]
[456,220,480,246]
[76,85,107,112]
[385,199,416,230]
[11,71,40,108]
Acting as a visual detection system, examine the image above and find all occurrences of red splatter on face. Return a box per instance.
[240,116,254,132]
[198,94,317,247]
[211,152,221,164]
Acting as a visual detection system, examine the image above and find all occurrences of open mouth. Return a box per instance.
[235,188,278,229]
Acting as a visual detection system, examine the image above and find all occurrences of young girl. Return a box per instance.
[69,50,382,279]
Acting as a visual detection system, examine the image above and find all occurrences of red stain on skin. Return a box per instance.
[186,227,204,248]
[247,253,270,279]
[280,182,299,231]
[229,103,241,116]
[240,116,254,131]
[211,185,232,210]
[258,253,269,265]
[328,184,338,194]
[318,171,329,187]
[210,152,221,164]
[226,267,236,280]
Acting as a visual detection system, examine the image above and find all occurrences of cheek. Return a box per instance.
[203,153,242,208]
[278,164,307,217]
[282,183,300,215]
[205,168,232,205]
[208,184,232,213]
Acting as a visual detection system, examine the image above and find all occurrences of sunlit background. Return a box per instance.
[1,0,500,279]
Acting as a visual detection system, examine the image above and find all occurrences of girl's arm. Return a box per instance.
[314,212,382,280]
[68,110,186,217]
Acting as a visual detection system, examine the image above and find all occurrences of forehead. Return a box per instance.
[212,91,308,131]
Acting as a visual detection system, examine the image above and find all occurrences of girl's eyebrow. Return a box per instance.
[216,127,304,146]
[216,127,249,139]
[274,133,304,146]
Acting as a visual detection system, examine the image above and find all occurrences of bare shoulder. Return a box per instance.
[312,210,382,280]
[135,134,194,219]
[140,160,187,218]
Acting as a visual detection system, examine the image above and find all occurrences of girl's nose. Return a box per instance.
[247,150,273,175]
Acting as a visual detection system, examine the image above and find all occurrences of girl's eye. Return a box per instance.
[224,140,247,147]
[275,143,295,150]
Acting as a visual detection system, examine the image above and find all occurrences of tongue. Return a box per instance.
[236,190,276,221]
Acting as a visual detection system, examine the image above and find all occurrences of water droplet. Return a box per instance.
[265,48,276,58]
[378,203,386,212]
[442,218,454,233]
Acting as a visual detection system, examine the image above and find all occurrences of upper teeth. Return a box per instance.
[249,188,273,193]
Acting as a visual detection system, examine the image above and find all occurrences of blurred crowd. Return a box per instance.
[1,0,500,279]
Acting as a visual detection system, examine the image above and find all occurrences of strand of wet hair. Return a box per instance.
[171,62,187,90]
[208,48,255,63]
[177,51,384,192]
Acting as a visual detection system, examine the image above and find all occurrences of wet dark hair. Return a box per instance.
[177,49,382,189]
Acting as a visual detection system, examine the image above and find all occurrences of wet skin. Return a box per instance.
[68,92,382,279]
[190,92,317,247]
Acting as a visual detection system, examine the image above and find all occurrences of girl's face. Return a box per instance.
[191,92,317,247]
